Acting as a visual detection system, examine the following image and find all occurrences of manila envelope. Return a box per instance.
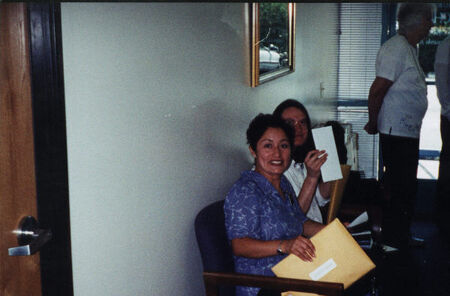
[271,219,375,296]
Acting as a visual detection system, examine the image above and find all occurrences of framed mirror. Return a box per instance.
[250,3,296,87]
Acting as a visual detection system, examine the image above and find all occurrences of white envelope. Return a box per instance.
[311,126,342,182]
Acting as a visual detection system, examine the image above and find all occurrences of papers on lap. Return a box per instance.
[272,219,375,296]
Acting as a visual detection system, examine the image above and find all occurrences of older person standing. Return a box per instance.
[435,36,450,238]
[364,3,434,250]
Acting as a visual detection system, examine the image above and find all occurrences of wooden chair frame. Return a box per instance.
[203,272,344,296]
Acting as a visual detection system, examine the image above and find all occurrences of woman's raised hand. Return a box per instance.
[283,235,316,262]
[304,149,327,179]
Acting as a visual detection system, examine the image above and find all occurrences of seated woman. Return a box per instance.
[224,114,325,296]
[273,99,331,223]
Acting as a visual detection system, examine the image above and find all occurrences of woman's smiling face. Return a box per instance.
[250,127,291,182]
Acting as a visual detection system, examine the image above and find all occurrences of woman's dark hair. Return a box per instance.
[323,121,348,165]
[273,99,315,163]
[246,113,294,152]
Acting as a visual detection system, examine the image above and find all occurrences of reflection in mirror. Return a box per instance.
[251,3,296,87]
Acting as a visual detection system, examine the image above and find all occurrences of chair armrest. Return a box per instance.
[203,271,344,296]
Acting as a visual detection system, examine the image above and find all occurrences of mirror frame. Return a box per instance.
[250,3,296,87]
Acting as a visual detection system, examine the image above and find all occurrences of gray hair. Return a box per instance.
[397,3,435,34]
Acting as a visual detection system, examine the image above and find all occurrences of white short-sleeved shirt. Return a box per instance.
[377,34,428,139]
[435,36,450,120]
[283,161,328,223]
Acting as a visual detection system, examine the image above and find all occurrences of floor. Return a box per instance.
[342,175,450,296]
[409,220,450,296]
[378,178,450,296]
[346,218,450,296]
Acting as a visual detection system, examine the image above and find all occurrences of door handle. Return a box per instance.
[8,216,52,256]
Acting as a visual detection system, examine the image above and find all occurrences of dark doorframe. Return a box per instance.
[28,3,73,295]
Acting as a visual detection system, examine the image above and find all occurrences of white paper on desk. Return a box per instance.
[311,126,342,182]
[348,211,369,228]
[351,230,371,237]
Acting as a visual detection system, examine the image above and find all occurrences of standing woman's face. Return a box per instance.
[281,107,309,147]
[250,127,291,181]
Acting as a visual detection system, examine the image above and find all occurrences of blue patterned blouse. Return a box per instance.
[224,170,308,296]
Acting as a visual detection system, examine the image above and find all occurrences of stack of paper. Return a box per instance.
[272,219,375,296]
[347,211,369,231]
[347,212,373,250]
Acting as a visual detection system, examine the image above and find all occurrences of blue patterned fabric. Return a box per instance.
[224,170,308,296]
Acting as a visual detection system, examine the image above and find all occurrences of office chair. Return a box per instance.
[195,200,344,296]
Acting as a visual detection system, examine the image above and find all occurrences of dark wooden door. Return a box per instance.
[0,3,41,295]
[0,3,73,295]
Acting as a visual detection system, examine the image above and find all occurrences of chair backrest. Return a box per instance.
[195,200,235,273]
[326,164,352,224]
[195,200,235,296]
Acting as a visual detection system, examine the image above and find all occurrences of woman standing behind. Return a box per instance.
[224,114,324,296]
[273,99,331,223]
[364,3,434,249]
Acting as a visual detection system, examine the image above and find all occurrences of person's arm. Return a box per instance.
[435,39,450,114]
[232,234,319,262]
[231,237,284,258]
[231,218,325,262]
[318,181,331,200]
[302,219,325,237]
[435,62,450,114]
[364,77,393,134]
[278,220,325,261]
[297,150,327,212]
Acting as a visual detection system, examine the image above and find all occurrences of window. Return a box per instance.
[417,3,449,180]
[336,3,383,179]
[336,3,450,180]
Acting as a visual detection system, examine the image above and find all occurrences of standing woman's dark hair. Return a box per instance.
[273,99,315,163]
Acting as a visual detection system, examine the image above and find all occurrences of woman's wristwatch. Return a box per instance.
[277,240,285,255]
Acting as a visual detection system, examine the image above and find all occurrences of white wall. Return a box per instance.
[60,3,338,295]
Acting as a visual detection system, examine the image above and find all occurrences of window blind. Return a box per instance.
[337,3,383,100]
[336,3,383,179]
